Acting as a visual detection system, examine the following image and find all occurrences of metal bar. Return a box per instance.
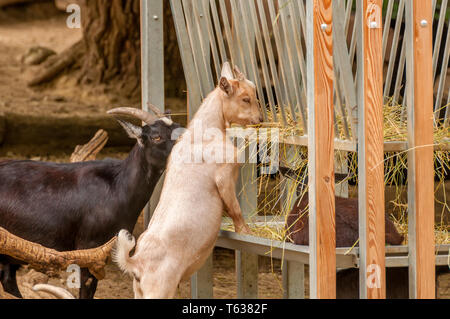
[216,230,359,268]
[382,0,395,62]
[235,0,268,121]
[218,0,239,66]
[190,254,214,299]
[216,231,449,268]
[228,0,250,74]
[432,0,448,81]
[435,20,450,119]
[393,35,407,104]
[247,0,277,122]
[344,0,354,36]
[287,1,309,129]
[384,0,405,98]
[141,0,164,227]
[357,0,386,299]
[209,0,227,64]
[200,0,222,81]
[282,261,305,299]
[333,0,358,140]
[307,0,335,299]
[267,0,300,125]
[189,0,215,94]
[236,251,258,299]
[170,0,203,117]
[256,0,288,125]
[279,135,450,152]
[406,0,436,299]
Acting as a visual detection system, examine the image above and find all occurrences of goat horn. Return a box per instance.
[233,65,245,81]
[147,103,173,126]
[107,107,157,126]
[33,284,76,299]
[0,227,116,280]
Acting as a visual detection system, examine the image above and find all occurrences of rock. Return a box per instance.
[21,46,56,66]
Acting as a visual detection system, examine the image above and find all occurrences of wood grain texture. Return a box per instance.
[308,0,336,299]
[407,0,435,299]
[359,0,386,299]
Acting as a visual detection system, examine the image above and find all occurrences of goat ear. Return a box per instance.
[116,119,144,147]
[219,77,234,96]
[221,61,234,80]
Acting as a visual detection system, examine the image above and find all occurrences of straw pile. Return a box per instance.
[224,102,449,246]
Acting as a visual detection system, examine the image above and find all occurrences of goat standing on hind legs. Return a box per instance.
[114,62,263,299]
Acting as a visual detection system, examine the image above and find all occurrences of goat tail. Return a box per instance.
[112,229,136,275]
[33,284,76,299]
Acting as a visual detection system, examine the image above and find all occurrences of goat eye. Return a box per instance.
[152,136,161,142]
[243,97,251,104]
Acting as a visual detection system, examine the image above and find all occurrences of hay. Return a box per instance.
[228,101,449,246]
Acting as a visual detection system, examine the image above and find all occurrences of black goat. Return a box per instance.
[284,174,448,298]
[0,107,180,299]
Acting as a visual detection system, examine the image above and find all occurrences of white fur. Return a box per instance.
[112,230,136,275]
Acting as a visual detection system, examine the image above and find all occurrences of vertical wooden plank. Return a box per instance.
[191,254,214,299]
[357,0,386,299]
[282,261,305,299]
[236,251,258,299]
[306,0,336,299]
[141,0,164,227]
[405,0,435,299]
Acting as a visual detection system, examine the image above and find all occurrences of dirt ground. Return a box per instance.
[1,1,449,300]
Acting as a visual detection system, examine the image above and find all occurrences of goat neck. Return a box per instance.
[188,89,227,133]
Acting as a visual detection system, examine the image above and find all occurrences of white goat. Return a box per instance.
[114,63,262,298]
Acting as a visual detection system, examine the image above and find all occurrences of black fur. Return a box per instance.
[0,119,180,299]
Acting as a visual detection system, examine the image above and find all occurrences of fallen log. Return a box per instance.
[0,227,116,281]
[70,129,109,163]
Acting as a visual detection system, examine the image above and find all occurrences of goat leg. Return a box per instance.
[215,165,252,235]
[79,268,98,299]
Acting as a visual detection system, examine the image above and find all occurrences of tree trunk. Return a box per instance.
[30,0,185,100]
[79,0,141,99]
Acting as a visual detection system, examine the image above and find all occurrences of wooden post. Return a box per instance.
[405,0,435,299]
[191,254,214,299]
[306,0,335,299]
[236,251,258,298]
[141,0,165,227]
[356,0,386,299]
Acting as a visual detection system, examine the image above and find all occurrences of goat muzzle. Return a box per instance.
[0,227,116,280]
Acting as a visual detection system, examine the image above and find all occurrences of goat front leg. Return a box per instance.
[215,165,252,235]
[79,268,98,299]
